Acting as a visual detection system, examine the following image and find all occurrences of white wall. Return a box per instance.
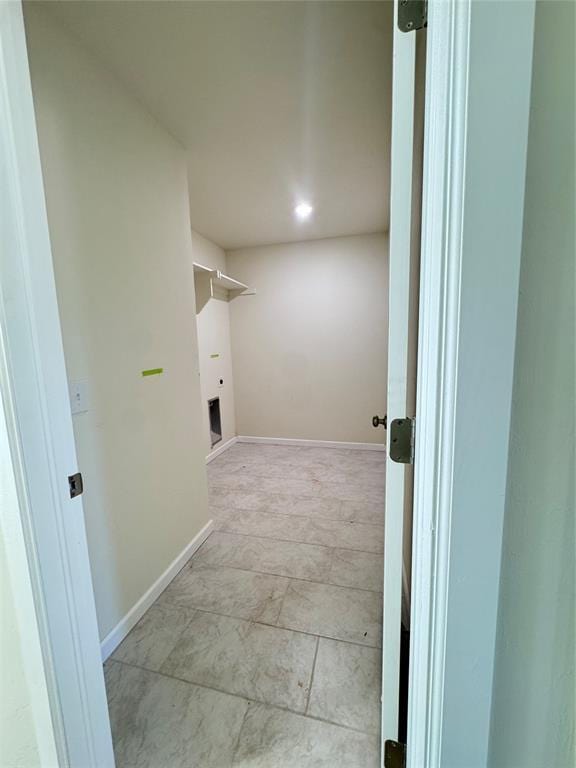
[192,231,237,455]
[489,3,575,766]
[24,6,210,641]
[227,234,388,444]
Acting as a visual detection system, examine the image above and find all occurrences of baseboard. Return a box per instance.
[206,436,238,464]
[237,435,386,452]
[100,519,214,661]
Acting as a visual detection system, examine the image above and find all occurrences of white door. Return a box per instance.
[0,3,115,765]
[381,0,423,749]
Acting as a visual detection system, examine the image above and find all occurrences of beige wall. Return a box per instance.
[192,231,237,455]
[24,6,209,640]
[489,2,575,766]
[227,234,388,444]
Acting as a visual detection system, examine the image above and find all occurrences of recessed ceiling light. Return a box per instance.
[294,202,313,220]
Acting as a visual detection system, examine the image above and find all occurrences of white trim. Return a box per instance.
[237,436,386,452]
[0,4,114,765]
[408,1,470,763]
[100,520,213,661]
[206,436,238,463]
[408,1,536,766]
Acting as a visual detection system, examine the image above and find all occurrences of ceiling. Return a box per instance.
[41,1,393,250]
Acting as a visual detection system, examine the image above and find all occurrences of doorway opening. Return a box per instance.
[21,0,425,764]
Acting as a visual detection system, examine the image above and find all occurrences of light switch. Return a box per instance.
[70,380,89,414]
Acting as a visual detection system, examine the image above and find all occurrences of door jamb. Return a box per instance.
[406,1,472,762]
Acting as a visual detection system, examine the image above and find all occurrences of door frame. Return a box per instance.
[407,1,535,766]
[0,3,115,765]
[0,1,535,766]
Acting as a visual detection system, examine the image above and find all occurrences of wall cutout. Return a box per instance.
[208,397,222,447]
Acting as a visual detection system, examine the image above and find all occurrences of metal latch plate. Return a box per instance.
[389,418,415,464]
[68,472,84,498]
[384,739,407,768]
[397,0,427,32]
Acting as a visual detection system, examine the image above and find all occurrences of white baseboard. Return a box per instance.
[100,519,214,661]
[206,436,238,464]
[237,436,386,452]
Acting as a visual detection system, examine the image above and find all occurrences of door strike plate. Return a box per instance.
[389,417,415,464]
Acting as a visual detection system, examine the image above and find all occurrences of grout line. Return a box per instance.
[231,699,251,763]
[158,601,382,651]
[107,657,379,738]
[209,484,386,506]
[210,503,385,528]
[186,554,384,595]
[210,502,385,528]
[210,470,387,488]
[305,636,320,715]
[273,578,291,626]
[207,527,384,557]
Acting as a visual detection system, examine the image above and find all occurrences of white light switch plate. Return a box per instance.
[70,379,89,414]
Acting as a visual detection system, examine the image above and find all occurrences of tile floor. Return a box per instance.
[105,443,385,767]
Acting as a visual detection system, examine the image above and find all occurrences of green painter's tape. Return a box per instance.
[142,368,163,377]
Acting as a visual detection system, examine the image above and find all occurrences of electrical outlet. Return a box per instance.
[70,379,89,414]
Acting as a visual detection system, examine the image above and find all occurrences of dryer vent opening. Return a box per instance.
[208,397,222,447]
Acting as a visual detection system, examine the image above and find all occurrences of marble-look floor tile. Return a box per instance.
[161,563,289,624]
[304,518,384,553]
[207,471,293,493]
[328,549,384,592]
[162,612,317,712]
[105,660,248,768]
[253,477,324,497]
[207,460,247,478]
[209,488,269,511]
[111,602,196,671]
[209,473,264,492]
[194,532,333,582]
[210,490,343,521]
[315,468,386,488]
[307,638,382,733]
[340,499,385,525]
[262,494,348,522]
[214,508,310,544]
[278,580,382,647]
[215,508,382,554]
[319,482,385,504]
[232,702,379,768]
